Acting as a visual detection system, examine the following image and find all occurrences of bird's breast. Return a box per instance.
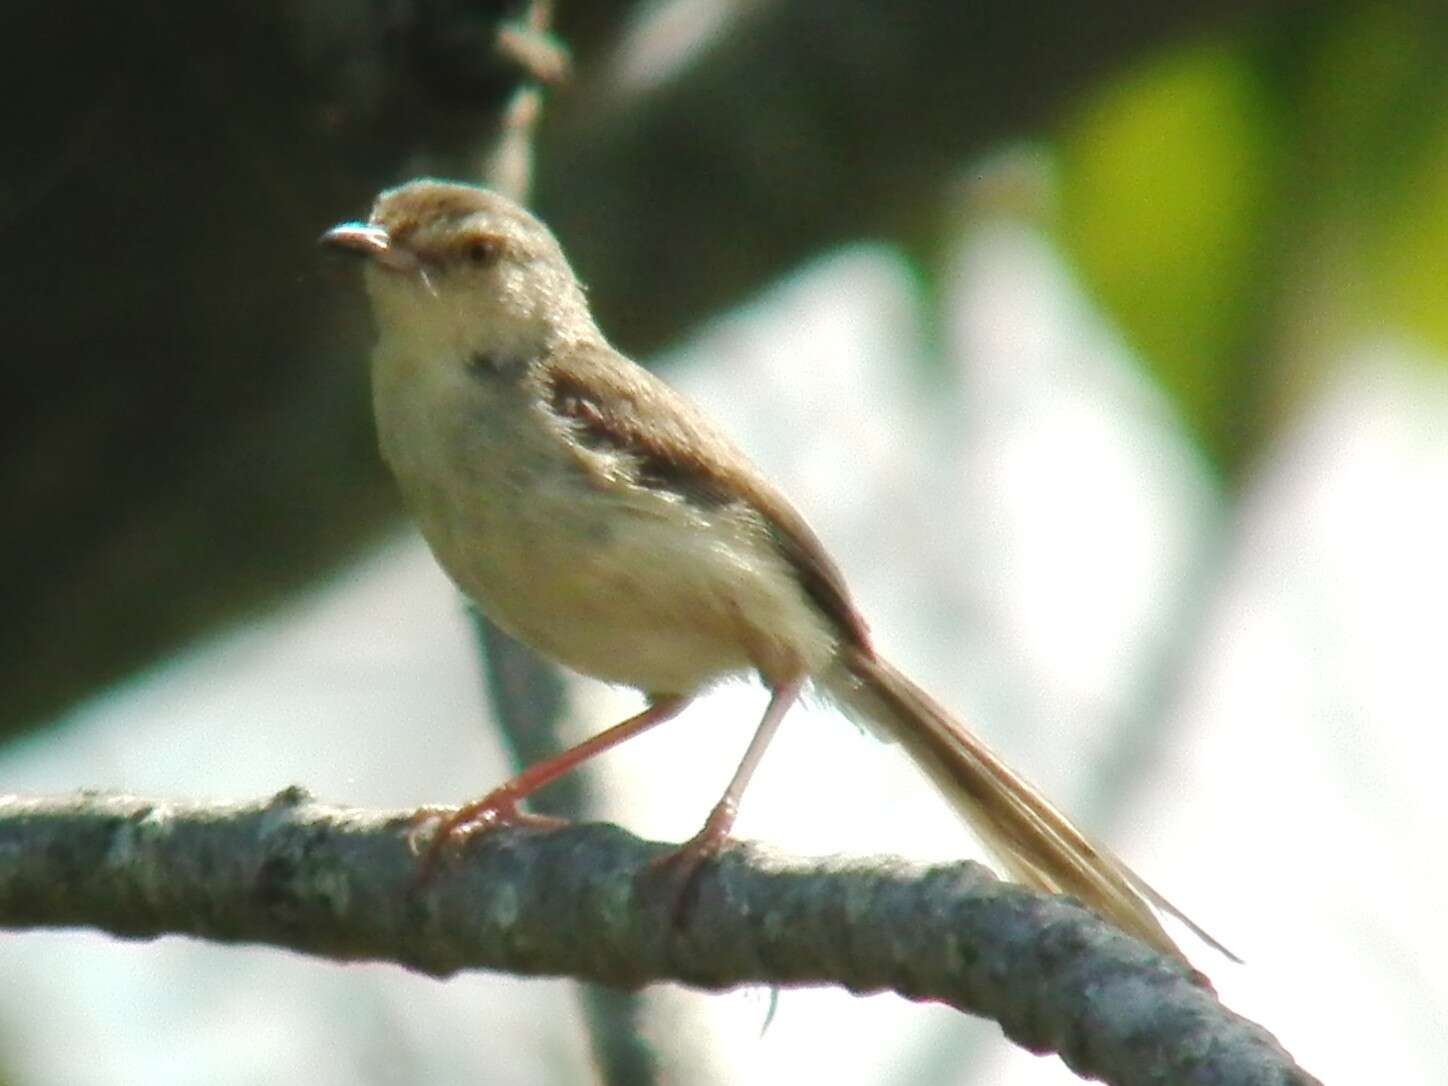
[370,345,838,695]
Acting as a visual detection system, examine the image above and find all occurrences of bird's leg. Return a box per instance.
[653,674,807,911]
[415,694,689,879]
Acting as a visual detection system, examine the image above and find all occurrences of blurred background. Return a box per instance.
[3,0,1446,1082]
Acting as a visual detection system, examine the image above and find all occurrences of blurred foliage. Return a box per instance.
[5,0,1448,736]
[0,0,1256,738]
[1056,1,1448,480]
[1058,40,1276,479]
[1382,124,1448,348]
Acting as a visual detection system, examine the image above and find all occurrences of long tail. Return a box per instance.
[823,647,1234,965]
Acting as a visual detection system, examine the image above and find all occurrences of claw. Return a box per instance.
[646,807,735,926]
[411,792,569,885]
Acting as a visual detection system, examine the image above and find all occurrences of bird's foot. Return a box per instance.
[409,792,567,884]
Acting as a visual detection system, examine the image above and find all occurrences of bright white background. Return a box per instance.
[3,220,1444,1084]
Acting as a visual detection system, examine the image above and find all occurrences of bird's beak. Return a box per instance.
[319,222,417,272]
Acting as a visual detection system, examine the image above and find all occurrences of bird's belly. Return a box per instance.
[417,489,741,692]
[424,485,788,694]
[376,367,838,695]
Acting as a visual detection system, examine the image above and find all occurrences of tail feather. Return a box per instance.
[824,648,1235,965]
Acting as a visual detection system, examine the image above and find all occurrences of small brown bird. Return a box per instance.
[323,179,1229,966]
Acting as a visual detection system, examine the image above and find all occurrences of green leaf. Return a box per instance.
[1058,41,1276,475]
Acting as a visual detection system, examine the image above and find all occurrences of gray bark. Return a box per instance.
[0,790,1320,1086]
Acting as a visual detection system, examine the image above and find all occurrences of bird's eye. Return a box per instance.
[463,236,500,266]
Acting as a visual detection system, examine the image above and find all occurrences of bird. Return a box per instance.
[321,178,1230,968]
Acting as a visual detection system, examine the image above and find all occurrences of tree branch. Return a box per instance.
[538,0,1287,355]
[0,790,1316,1086]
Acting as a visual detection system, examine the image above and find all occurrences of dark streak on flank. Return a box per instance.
[546,372,734,508]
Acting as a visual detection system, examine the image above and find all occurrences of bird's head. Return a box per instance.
[323,179,595,361]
